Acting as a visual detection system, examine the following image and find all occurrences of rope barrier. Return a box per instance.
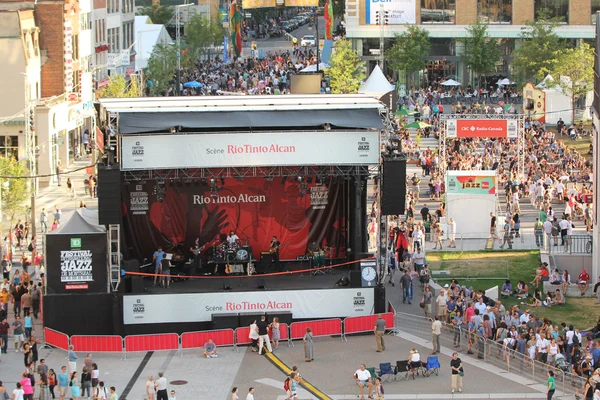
[124,256,375,280]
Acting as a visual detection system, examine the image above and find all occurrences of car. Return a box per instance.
[301,35,316,47]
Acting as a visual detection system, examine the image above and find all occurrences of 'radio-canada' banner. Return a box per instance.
[123,288,374,324]
[446,119,517,138]
[120,131,379,170]
[121,178,347,262]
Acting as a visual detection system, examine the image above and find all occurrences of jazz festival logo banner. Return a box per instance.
[446,175,497,195]
[366,0,416,24]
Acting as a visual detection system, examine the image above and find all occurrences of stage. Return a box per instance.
[139,268,351,294]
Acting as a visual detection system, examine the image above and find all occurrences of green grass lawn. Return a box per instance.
[549,125,593,162]
[427,250,599,330]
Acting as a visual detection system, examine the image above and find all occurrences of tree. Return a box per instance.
[136,4,174,26]
[324,39,363,94]
[461,20,501,87]
[388,26,431,88]
[145,43,178,96]
[547,43,594,123]
[185,14,225,63]
[512,12,565,83]
[0,157,29,240]
[96,74,140,98]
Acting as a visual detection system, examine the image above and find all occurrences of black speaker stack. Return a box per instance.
[381,158,407,215]
[98,165,122,225]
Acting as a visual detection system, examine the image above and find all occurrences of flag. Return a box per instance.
[230,2,242,57]
[324,0,334,41]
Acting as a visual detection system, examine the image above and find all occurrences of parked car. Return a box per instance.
[301,35,316,47]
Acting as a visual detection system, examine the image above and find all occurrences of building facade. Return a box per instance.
[346,0,597,85]
[106,0,136,76]
[93,0,110,89]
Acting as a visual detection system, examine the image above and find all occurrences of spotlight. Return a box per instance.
[169,179,175,187]
[185,179,192,186]
[194,179,199,186]
[177,179,183,187]
[307,176,313,184]
[220,176,226,186]
[201,178,207,186]
[296,175,303,183]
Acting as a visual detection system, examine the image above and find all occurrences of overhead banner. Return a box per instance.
[120,131,379,170]
[446,174,497,195]
[122,178,347,262]
[285,0,318,6]
[366,0,416,24]
[242,0,276,8]
[123,288,374,324]
[45,233,108,293]
[446,119,517,138]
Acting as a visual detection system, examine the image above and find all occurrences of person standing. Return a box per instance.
[448,218,456,248]
[303,327,313,362]
[152,247,165,287]
[56,161,62,186]
[431,316,442,354]
[257,316,272,355]
[0,317,8,354]
[145,376,155,400]
[534,218,544,248]
[12,316,24,352]
[490,212,498,240]
[400,270,412,304]
[245,387,255,400]
[57,366,68,400]
[374,314,386,352]
[269,236,281,272]
[450,352,463,394]
[546,370,555,400]
[40,209,48,234]
[1,256,11,281]
[422,286,433,318]
[154,373,167,400]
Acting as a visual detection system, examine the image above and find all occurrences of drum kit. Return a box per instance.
[209,241,251,263]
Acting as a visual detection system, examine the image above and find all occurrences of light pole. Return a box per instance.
[23,73,37,237]
[176,3,193,96]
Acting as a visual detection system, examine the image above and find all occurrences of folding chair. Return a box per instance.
[424,355,441,377]
[410,361,427,378]
[367,367,377,382]
[378,362,396,382]
[395,360,410,381]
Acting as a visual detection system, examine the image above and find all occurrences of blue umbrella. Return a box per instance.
[184,80,203,88]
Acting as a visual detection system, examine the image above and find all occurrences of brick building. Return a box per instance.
[346,0,598,86]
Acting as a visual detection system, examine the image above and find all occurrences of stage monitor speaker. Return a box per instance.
[222,279,232,291]
[212,313,239,330]
[124,259,139,272]
[257,278,266,290]
[374,285,386,314]
[336,276,350,287]
[381,159,407,215]
[239,312,265,327]
[350,270,361,288]
[131,276,144,293]
[98,166,122,225]
[266,311,292,325]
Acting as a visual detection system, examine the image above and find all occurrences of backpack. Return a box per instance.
[573,332,580,346]
[283,378,290,391]
[28,242,33,252]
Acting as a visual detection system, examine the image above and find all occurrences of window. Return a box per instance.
[429,38,455,56]
[80,12,91,30]
[421,0,455,24]
[478,0,512,23]
[534,0,568,23]
[0,136,19,159]
[108,28,119,52]
[592,0,600,23]
[72,34,79,60]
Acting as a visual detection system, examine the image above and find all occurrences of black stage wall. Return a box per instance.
[43,293,114,336]
[121,177,353,262]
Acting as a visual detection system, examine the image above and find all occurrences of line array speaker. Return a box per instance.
[98,166,122,225]
[381,158,407,215]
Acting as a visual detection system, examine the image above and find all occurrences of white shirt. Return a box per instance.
[555,182,564,193]
[95,386,107,399]
[520,313,530,324]
[536,337,549,353]
[12,389,24,400]
[559,219,571,230]
[475,302,486,315]
[413,251,425,265]
[448,221,456,234]
[155,377,167,391]
[227,235,240,245]
[543,220,553,234]
[355,368,371,381]
[549,343,558,356]
[566,330,575,344]
[246,393,255,400]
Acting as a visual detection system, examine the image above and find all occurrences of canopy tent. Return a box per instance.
[134,16,173,71]
[299,63,330,73]
[358,65,395,96]
[441,79,461,86]
[47,208,106,235]
[496,78,515,86]
[534,74,593,124]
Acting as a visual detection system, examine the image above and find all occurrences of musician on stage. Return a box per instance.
[307,241,325,268]
[190,238,203,274]
[269,236,281,271]
[227,230,240,247]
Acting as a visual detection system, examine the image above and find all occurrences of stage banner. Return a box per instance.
[446,119,517,138]
[120,131,379,170]
[123,288,374,324]
[121,178,347,262]
[45,233,108,293]
[365,0,415,24]
[242,0,276,8]
[446,174,497,195]
[285,0,318,7]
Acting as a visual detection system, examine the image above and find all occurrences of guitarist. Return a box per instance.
[269,236,281,272]
[190,238,205,275]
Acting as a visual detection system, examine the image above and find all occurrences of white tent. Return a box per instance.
[496,78,515,86]
[441,79,461,86]
[535,74,592,125]
[134,16,173,71]
[358,65,395,96]
[299,62,330,73]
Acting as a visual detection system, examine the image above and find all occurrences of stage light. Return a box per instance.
[296,175,303,183]
[220,176,226,185]
[316,177,323,186]
[194,179,199,186]
[177,179,183,187]
[281,176,287,185]
[307,176,313,184]
[169,179,175,187]
[185,179,192,186]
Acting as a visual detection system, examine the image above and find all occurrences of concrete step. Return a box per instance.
[542,281,599,298]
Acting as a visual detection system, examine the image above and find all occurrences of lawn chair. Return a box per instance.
[378,362,396,382]
[395,360,410,381]
[367,367,377,382]
[424,355,441,377]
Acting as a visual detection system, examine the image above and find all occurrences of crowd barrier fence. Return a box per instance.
[42,311,394,354]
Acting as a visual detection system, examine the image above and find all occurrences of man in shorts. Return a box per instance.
[12,316,24,352]
[353,364,372,399]
[57,366,69,400]
[152,247,165,286]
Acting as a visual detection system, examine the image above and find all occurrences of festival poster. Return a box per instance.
[121,177,347,262]
[445,175,497,195]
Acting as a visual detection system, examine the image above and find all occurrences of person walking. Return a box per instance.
[145,376,155,400]
[257,316,272,355]
[40,209,48,234]
[450,352,463,394]
[546,370,555,400]
[431,316,442,354]
[154,373,167,400]
[400,270,412,304]
[303,327,313,362]
[270,317,280,351]
[374,314,386,352]
[67,346,77,373]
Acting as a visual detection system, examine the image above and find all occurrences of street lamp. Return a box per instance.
[175,4,193,96]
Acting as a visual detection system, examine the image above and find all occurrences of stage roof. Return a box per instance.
[99,95,385,134]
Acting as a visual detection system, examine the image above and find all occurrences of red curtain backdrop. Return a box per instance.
[121,178,347,262]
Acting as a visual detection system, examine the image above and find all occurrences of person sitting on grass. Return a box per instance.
[203,339,218,358]
[516,281,529,299]
[554,289,565,305]
[501,280,513,297]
